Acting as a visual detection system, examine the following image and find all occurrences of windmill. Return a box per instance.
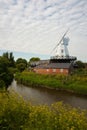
[51,29,70,59]
[50,29,77,62]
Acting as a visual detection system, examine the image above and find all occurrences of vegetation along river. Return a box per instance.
[9,80,87,109]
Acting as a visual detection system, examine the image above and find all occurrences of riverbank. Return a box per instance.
[0,92,87,129]
[15,71,87,95]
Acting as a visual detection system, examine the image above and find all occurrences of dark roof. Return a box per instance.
[35,62,72,69]
[30,60,50,66]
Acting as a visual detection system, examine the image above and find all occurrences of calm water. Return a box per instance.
[9,80,87,109]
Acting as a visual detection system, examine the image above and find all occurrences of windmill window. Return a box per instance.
[47,69,49,72]
[66,70,68,73]
[60,69,63,73]
[53,69,56,72]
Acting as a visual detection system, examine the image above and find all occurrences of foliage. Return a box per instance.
[0,53,14,90]
[16,58,27,66]
[0,56,9,72]
[16,58,27,72]
[16,63,27,72]
[15,71,63,88]
[15,71,87,95]
[75,60,85,68]
[0,80,5,90]
[0,92,87,130]
[3,52,15,67]
[29,57,40,62]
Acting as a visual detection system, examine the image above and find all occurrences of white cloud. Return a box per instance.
[0,0,87,61]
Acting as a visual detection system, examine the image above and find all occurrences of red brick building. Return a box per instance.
[33,63,71,75]
[31,58,75,75]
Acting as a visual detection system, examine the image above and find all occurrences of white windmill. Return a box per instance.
[51,29,69,59]
[51,29,76,62]
[58,36,69,58]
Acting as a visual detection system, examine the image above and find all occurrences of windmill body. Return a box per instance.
[51,30,76,62]
[55,37,69,58]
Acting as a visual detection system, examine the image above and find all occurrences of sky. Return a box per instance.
[0,0,87,61]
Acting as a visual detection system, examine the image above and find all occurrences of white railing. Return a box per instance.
[50,56,76,60]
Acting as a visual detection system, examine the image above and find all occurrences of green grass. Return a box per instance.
[15,71,87,95]
[0,92,87,130]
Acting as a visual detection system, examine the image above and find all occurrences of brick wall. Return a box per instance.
[34,68,69,75]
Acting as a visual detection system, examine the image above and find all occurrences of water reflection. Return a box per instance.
[9,80,87,109]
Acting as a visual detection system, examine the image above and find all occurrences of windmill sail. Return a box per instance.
[51,29,69,54]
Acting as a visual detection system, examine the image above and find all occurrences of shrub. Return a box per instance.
[0,92,87,130]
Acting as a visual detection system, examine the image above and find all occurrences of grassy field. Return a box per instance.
[15,71,87,95]
[0,92,87,130]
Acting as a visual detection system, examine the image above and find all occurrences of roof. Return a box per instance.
[30,60,50,66]
[35,62,72,69]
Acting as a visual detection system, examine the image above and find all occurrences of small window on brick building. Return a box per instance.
[47,69,49,72]
[60,69,63,73]
[66,70,68,73]
[53,69,56,72]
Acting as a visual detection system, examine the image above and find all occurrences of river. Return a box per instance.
[8,80,87,109]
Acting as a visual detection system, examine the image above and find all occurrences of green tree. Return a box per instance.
[76,60,85,68]
[3,52,15,67]
[16,58,27,72]
[0,56,14,90]
[16,63,27,72]
[0,80,5,90]
[0,56,9,73]
[29,57,40,62]
[28,57,40,68]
